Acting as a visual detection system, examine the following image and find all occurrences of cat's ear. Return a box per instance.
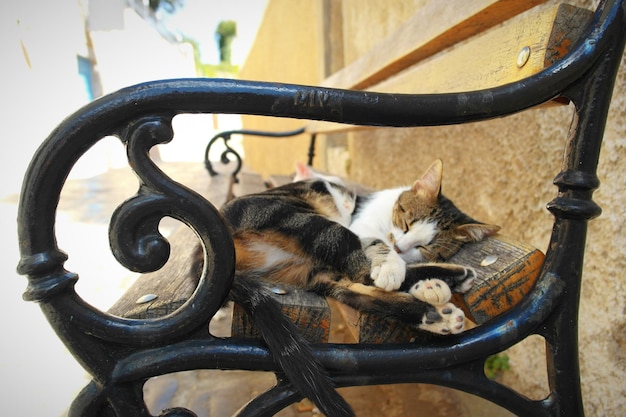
[412,159,443,201]
[454,223,501,242]
[294,161,313,181]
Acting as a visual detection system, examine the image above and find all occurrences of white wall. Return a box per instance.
[90,8,196,94]
[0,0,92,196]
[0,2,205,415]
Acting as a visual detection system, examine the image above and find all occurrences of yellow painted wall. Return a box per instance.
[239,0,326,176]
[240,1,626,414]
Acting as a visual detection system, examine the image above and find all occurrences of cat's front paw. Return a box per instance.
[408,278,452,305]
[370,251,406,291]
[419,303,465,335]
[364,240,406,291]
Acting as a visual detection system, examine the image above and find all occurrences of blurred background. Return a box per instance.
[0,1,266,415]
[1,0,269,194]
[2,1,625,416]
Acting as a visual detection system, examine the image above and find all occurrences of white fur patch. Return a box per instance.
[350,187,405,243]
[369,249,406,291]
[249,241,293,270]
[419,303,465,335]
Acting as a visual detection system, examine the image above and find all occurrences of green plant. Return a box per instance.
[216,20,237,65]
[484,353,510,380]
[183,38,239,77]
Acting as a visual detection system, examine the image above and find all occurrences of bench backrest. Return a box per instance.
[307,0,591,134]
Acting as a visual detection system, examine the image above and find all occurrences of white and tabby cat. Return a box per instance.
[192,160,498,416]
[297,159,500,319]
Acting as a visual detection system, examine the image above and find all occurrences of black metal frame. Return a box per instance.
[16,1,625,416]
[203,127,307,182]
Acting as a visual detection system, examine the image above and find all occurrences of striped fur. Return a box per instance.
[202,173,495,416]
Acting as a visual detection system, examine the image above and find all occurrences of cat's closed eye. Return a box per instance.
[403,217,421,233]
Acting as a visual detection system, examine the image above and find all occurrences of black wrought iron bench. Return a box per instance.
[16,0,625,416]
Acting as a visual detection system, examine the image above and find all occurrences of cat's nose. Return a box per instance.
[394,244,402,254]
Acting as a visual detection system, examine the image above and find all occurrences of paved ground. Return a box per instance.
[4,161,513,416]
[142,300,515,417]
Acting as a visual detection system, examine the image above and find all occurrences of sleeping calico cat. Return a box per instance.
[197,159,498,416]
[293,159,499,329]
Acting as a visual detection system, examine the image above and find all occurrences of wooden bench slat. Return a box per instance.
[107,225,201,318]
[231,282,331,343]
[307,3,591,135]
[449,235,544,325]
[371,3,592,94]
[232,171,268,197]
[320,0,547,92]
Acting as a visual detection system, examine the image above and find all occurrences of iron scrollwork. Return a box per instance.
[14,0,626,415]
[17,111,236,415]
[204,127,306,182]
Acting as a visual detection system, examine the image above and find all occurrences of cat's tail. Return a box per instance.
[229,273,354,417]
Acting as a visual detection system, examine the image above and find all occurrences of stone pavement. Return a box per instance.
[5,161,513,416]
[141,298,512,417]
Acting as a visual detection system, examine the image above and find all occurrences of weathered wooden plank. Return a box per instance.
[371,4,592,94]
[107,225,202,318]
[307,3,591,135]
[231,282,331,343]
[321,0,546,91]
[334,300,425,344]
[232,171,268,197]
[450,235,545,325]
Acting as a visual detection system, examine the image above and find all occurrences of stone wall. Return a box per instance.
[240,1,626,415]
[239,0,326,175]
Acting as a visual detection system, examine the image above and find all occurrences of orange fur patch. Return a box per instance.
[233,230,315,287]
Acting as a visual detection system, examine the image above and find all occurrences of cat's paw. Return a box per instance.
[370,251,406,291]
[364,240,406,291]
[408,279,452,305]
[452,266,477,293]
[419,303,465,335]
[427,264,476,294]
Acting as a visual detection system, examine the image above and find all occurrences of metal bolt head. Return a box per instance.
[271,287,288,295]
[517,46,531,68]
[481,254,499,267]
[136,294,158,304]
